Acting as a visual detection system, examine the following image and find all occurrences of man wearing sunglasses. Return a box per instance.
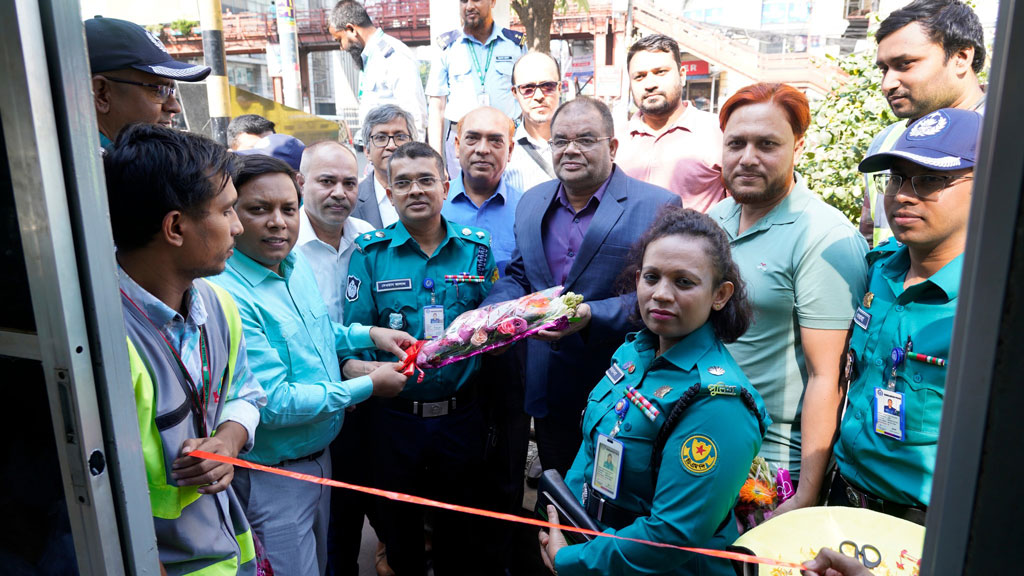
[828,108,981,525]
[617,35,727,213]
[86,17,211,150]
[506,52,562,192]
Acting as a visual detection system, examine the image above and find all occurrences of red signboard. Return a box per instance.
[681,60,710,76]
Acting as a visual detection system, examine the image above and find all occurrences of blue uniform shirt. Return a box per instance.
[442,172,523,275]
[211,250,377,466]
[426,25,526,122]
[358,27,428,142]
[834,241,961,507]
[557,324,771,576]
[343,218,497,401]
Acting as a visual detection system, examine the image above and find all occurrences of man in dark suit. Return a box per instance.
[484,97,681,477]
[352,104,416,229]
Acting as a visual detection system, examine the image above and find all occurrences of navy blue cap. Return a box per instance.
[86,17,211,82]
[235,134,307,171]
[859,108,981,173]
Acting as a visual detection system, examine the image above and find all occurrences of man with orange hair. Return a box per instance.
[708,83,869,517]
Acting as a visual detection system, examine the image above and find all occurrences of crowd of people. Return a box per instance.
[84,0,987,574]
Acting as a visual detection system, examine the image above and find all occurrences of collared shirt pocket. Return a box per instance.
[264,318,299,367]
[903,371,944,439]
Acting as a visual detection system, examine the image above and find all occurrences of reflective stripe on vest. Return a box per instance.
[125,280,254,575]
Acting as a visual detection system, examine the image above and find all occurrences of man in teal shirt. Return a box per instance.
[343,142,497,575]
[830,108,980,525]
[211,154,412,575]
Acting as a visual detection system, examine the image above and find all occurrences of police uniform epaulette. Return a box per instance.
[377,37,394,58]
[455,224,491,247]
[501,27,526,47]
[436,29,460,50]
[866,237,902,266]
[355,228,393,251]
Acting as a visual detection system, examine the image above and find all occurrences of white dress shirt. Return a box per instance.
[297,208,375,324]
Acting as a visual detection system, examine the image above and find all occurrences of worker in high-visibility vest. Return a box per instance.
[859,0,986,247]
[107,123,268,575]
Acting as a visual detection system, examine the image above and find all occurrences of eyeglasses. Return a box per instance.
[548,136,612,151]
[514,81,559,98]
[370,133,413,147]
[877,173,973,200]
[101,76,177,103]
[391,176,440,194]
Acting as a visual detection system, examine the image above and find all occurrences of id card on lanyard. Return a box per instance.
[592,434,624,500]
[468,40,495,105]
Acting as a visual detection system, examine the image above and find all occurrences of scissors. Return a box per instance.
[839,540,882,569]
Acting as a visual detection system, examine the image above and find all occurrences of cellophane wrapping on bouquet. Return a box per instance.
[416,286,584,369]
[735,456,795,531]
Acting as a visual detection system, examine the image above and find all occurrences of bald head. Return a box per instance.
[300,141,357,177]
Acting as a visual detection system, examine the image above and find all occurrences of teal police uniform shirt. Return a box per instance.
[425,26,526,122]
[834,240,961,508]
[211,250,378,466]
[343,218,496,401]
[557,324,771,576]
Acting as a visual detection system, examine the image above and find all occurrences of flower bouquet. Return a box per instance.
[735,456,795,531]
[414,286,584,369]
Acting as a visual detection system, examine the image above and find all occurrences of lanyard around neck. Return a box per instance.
[468,39,497,88]
[122,289,213,437]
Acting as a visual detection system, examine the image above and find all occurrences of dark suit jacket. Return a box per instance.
[483,167,681,418]
[352,172,384,229]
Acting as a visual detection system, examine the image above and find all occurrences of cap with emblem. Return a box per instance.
[85,17,211,81]
[235,134,306,171]
[858,108,981,173]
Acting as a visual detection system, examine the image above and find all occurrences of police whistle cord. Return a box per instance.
[191,450,805,570]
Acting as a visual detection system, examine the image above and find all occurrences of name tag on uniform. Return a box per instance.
[592,434,624,500]
[496,55,514,61]
[376,279,412,292]
[854,306,872,330]
[423,305,445,340]
[874,387,905,441]
[605,363,624,384]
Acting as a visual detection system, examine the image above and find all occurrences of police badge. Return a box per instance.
[388,312,405,330]
[346,275,361,302]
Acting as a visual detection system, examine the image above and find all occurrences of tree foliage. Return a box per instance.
[511,0,590,52]
[799,49,897,224]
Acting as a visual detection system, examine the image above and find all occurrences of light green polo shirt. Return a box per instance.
[708,175,868,475]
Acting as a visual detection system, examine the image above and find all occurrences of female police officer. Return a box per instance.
[539,207,771,575]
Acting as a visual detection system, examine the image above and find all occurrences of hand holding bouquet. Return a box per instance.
[416,286,584,369]
[735,456,795,531]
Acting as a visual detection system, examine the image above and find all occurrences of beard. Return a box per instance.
[346,41,365,70]
[726,170,793,206]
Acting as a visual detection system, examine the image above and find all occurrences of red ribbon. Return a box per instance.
[191,450,804,570]
[398,340,426,383]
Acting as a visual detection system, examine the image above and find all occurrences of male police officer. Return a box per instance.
[344,142,497,575]
[427,0,526,178]
[860,0,985,245]
[830,108,980,525]
[329,0,427,143]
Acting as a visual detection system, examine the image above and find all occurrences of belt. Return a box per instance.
[582,483,642,530]
[383,381,478,418]
[831,472,927,526]
[274,448,325,468]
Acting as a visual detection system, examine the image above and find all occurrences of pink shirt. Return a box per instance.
[616,103,727,213]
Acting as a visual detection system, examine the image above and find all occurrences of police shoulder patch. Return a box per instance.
[680,434,718,475]
[501,27,526,47]
[437,29,460,50]
[345,275,361,302]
